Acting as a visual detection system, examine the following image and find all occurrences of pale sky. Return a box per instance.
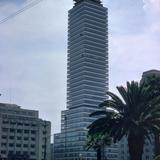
[0,0,160,135]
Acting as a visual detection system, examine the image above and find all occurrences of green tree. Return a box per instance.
[88,81,160,160]
[155,155,160,160]
[143,74,160,156]
[86,133,112,160]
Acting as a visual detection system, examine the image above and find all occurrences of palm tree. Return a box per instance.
[155,155,160,160]
[88,81,160,160]
[143,74,160,156]
[86,133,112,160]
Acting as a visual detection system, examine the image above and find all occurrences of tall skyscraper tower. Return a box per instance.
[54,0,112,159]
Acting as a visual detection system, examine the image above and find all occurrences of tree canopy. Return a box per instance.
[88,81,160,160]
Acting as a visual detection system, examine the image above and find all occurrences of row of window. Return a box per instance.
[2,128,37,134]
[1,143,35,148]
[3,121,37,127]
[1,150,36,155]
[1,135,35,141]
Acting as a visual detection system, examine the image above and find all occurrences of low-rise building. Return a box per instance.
[0,103,51,160]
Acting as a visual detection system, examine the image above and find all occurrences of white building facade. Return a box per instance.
[0,103,51,160]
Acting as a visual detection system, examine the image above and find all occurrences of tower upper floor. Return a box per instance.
[73,0,102,6]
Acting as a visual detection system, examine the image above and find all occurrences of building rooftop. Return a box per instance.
[0,103,39,118]
[73,0,102,5]
[142,69,160,77]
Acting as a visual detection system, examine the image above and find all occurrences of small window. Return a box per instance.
[2,128,8,132]
[31,130,36,134]
[31,137,35,141]
[16,151,21,155]
[1,150,6,154]
[31,124,36,127]
[30,152,35,155]
[10,129,15,132]
[9,143,14,147]
[1,143,7,147]
[31,144,35,148]
[9,136,14,140]
[10,121,16,125]
[17,137,22,140]
[17,129,22,133]
[3,120,9,124]
[24,137,29,141]
[2,135,7,139]
[8,151,14,155]
[23,151,28,155]
[17,122,23,126]
[24,130,29,134]
[16,144,21,147]
[23,144,28,148]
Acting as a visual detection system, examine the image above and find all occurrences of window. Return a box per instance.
[10,129,15,132]
[24,123,29,126]
[30,152,35,155]
[23,151,28,155]
[31,130,36,134]
[17,129,22,133]
[1,150,6,154]
[31,144,35,148]
[2,135,7,139]
[8,151,14,155]
[24,137,29,141]
[1,143,6,147]
[16,144,21,147]
[17,122,23,126]
[2,128,8,132]
[23,144,28,148]
[16,151,21,155]
[42,145,46,149]
[3,120,9,124]
[9,136,14,140]
[9,143,14,147]
[24,130,29,134]
[17,136,22,140]
[31,124,36,127]
[31,137,35,141]
[10,121,16,125]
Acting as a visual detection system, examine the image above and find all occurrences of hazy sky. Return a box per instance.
[0,0,160,135]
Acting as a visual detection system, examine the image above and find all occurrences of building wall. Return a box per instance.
[0,103,51,160]
[54,0,118,159]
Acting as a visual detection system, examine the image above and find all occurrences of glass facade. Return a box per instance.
[54,2,156,160]
[54,0,119,160]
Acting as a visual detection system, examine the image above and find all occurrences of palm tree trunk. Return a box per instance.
[128,134,144,160]
[155,134,160,156]
[97,148,101,160]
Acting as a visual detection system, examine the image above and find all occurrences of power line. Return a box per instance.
[0,0,44,25]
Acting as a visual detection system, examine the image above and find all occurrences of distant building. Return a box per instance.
[142,69,160,80]
[0,103,51,160]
